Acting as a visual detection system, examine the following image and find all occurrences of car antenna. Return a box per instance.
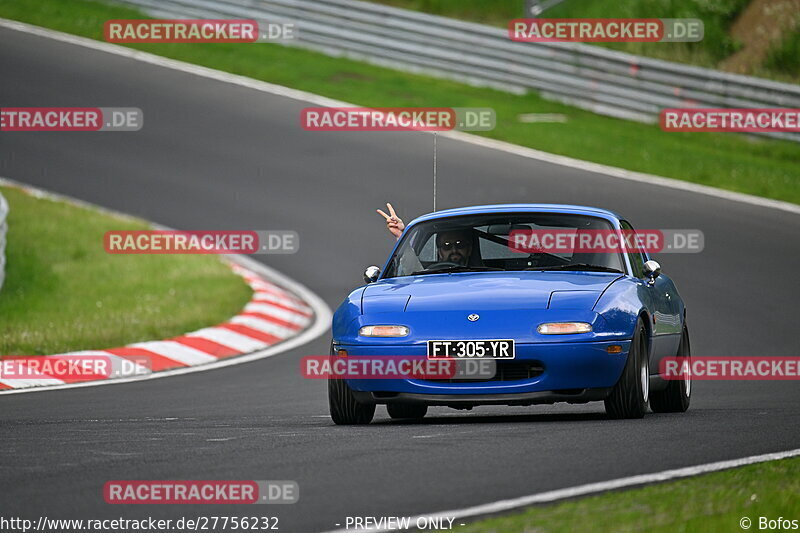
[432,131,437,212]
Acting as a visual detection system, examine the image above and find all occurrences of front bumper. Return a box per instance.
[335,340,630,401]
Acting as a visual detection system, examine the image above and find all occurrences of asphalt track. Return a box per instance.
[1,25,799,532]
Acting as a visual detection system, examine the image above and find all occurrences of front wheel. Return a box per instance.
[328,378,375,425]
[650,323,691,413]
[605,317,650,419]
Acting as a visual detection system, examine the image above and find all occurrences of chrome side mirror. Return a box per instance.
[644,260,661,285]
[363,265,381,284]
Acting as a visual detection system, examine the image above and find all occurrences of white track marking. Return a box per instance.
[321,448,800,532]
[249,281,297,299]
[130,341,218,366]
[229,315,296,339]
[252,292,313,313]
[244,302,311,325]
[188,327,267,352]
[0,18,797,216]
[0,377,65,388]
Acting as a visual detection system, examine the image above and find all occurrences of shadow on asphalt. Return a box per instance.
[372,411,611,425]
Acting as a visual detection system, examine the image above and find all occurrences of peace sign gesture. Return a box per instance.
[376,202,405,239]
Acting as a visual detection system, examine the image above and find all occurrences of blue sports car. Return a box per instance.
[330,204,691,424]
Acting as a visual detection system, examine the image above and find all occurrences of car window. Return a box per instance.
[478,223,574,261]
[479,232,518,260]
[384,213,626,278]
[418,235,437,262]
[620,220,646,278]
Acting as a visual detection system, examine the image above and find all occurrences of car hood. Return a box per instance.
[362,271,621,313]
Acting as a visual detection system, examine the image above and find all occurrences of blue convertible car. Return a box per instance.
[330,204,691,424]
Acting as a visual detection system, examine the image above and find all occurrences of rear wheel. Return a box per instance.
[650,323,691,413]
[605,317,650,419]
[328,378,375,425]
[387,403,428,420]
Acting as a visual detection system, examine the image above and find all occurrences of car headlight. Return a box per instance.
[537,322,592,334]
[359,325,410,337]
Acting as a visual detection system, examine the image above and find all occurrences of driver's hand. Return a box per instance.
[377,203,404,239]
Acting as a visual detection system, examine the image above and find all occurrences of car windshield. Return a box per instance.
[382,212,627,278]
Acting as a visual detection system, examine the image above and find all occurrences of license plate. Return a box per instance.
[427,339,514,359]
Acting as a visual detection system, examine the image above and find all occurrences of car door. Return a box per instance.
[620,221,679,373]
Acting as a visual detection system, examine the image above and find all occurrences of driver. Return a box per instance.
[434,230,473,266]
[376,203,474,267]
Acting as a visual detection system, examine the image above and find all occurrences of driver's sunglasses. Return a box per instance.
[438,240,469,251]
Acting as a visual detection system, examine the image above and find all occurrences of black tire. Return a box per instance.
[605,317,650,419]
[386,403,428,420]
[650,323,691,413]
[328,378,375,425]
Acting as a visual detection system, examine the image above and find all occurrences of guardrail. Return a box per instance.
[114,0,800,142]
[0,191,8,291]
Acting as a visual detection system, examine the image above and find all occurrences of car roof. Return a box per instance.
[407,204,623,227]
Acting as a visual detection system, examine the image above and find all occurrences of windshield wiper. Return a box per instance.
[527,263,623,273]
[410,265,502,276]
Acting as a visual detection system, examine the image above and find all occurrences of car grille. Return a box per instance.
[426,360,544,383]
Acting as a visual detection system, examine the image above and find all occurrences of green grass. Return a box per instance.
[461,456,800,533]
[1,0,798,204]
[370,0,748,66]
[762,17,800,81]
[539,0,749,68]
[369,0,800,83]
[0,185,252,355]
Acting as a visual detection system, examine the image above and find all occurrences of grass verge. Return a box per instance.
[0,0,798,204]
[369,0,800,83]
[460,456,800,533]
[0,185,252,355]
[762,20,800,81]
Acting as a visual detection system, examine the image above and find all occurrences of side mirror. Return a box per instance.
[643,260,661,285]
[363,265,381,284]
